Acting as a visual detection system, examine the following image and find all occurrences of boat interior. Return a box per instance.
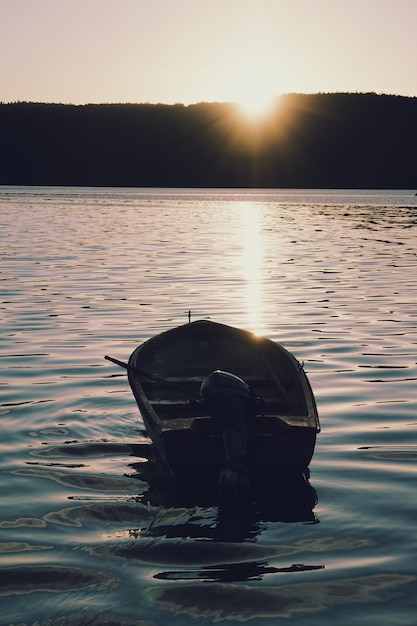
[130,330,316,429]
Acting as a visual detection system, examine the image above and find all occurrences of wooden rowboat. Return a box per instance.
[114,320,320,485]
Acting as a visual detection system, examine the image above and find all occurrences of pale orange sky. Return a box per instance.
[1,0,416,107]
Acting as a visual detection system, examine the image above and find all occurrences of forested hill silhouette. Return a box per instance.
[1,93,416,188]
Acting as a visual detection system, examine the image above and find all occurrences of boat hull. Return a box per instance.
[127,320,320,478]
[158,424,317,476]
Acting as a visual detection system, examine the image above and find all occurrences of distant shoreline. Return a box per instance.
[1,93,416,189]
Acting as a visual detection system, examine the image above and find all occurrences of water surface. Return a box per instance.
[1,187,417,625]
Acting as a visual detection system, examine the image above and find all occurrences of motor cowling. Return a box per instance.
[199,370,257,493]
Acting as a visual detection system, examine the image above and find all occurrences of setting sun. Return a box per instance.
[237,92,277,120]
[220,59,280,122]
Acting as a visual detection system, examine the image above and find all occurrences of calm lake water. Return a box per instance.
[1,186,417,625]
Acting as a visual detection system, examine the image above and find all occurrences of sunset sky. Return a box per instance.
[1,0,416,110]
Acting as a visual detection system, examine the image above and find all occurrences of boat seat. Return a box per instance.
[148,398,292,421]
[148,400,205,420]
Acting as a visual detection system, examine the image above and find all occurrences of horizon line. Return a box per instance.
[2,90,417,107]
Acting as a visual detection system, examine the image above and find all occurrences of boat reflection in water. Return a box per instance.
[130,446,319,530]
[128,449,321,583]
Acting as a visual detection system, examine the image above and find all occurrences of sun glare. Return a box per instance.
[237,93,276,121]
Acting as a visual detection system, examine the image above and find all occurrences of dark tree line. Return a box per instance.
[1,93,416,188]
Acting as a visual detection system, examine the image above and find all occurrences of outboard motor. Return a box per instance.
[200,370,258,495]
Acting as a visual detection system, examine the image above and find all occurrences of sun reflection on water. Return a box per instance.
[238,204,265,335]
